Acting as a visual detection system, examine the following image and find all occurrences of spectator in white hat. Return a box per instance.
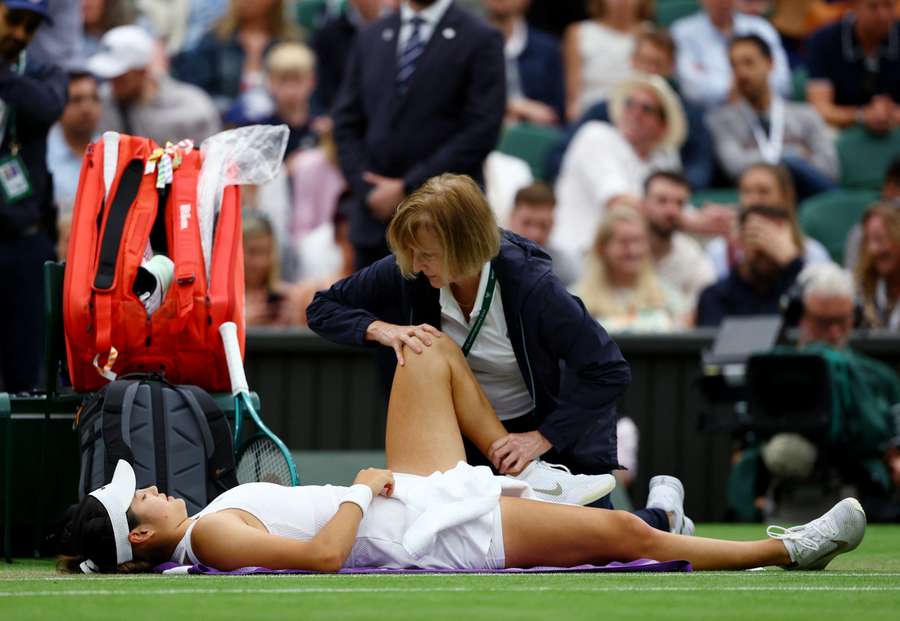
[551,74,686,268]
[87,25,221,145]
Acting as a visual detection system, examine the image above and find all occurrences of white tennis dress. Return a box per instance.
[170,462,537,570]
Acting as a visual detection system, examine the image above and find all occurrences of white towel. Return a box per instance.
[392,461,536,560]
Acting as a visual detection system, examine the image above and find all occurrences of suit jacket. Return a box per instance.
[705,99,839,182]
[517,27,565,121]
[312,12,358,113]
[333,3,506,247]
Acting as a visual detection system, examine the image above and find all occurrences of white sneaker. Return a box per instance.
[646,475,695,536]
[514,460,616,505]
[767,497,866,570]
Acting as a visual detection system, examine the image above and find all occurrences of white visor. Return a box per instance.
[88,460,136,565]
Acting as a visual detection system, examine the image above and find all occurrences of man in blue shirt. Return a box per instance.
[0,0,67,391]
[46,71,101,213]
[806,0,900,134]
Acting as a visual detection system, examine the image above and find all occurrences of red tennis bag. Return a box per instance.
[63,132,245,392]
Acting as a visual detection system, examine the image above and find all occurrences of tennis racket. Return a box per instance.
[219,322,300,486]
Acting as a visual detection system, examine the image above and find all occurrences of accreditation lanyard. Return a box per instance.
[745,97,785,164]
[460,265,497,357]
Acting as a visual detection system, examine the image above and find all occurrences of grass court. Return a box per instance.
[1,524,898,621]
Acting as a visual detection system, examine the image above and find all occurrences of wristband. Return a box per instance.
[341,484,374,516]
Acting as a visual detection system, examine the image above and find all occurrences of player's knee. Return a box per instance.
[430,334,463,360]
[612,511,657,555]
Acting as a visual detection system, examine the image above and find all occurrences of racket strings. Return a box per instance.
[237,436,294,486]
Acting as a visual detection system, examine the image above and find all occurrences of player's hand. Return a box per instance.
[365,320,442,366]
[353,468,394,497]
[489,431,552,476]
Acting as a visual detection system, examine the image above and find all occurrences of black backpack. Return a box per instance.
[76,374,238,514]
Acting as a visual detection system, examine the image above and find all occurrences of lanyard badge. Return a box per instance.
[0,154,32,204]
[461,266,497,357]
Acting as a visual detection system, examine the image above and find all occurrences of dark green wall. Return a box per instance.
[243,328,900,522]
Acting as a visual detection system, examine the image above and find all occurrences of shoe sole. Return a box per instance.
[575,474,617,506]
[790,498,867,571]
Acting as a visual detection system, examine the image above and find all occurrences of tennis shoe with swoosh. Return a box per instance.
[767,497,866,570]
[513,459,616,505]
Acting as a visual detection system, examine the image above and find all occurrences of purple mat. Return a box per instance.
[155,559,691,575]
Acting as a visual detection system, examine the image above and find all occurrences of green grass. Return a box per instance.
[1,525,899,621]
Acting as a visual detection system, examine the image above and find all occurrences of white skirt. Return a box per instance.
[345,462,536,570]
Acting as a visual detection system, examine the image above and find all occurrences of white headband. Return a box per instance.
[87,460,136,567]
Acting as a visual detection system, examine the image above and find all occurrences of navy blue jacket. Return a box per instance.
[517,27,565,121]
[307,232,631,473]
[332,4,506,248]
[311,12,358,113]
[0,60,67,238]
[696,258,805,327]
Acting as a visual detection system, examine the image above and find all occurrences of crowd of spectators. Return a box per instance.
[12,0,900,340]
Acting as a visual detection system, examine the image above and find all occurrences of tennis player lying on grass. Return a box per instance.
[60,337,866,574]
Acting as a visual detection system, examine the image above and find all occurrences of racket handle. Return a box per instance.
[219,321,248,396]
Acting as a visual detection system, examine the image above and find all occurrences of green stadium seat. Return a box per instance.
[496,123,564,182]
[692,187,739,206]
[799,189,880,264]
[837,126,900,191]
[297,0,328,32]
[791,67,807,102]
[655,0,700,26]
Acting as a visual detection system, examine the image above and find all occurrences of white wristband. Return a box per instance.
[341,484,373,516]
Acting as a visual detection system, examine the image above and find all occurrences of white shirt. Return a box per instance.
[672,11,791,109]
[576,21,636,110]
[440,263,533,421]
[398,0,454,53]
[656,232,717,305]
[552,121,681,263]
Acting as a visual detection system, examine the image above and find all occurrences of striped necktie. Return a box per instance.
[397,16,426,94]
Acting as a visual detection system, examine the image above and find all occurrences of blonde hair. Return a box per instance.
[856,203,900,327]
[575,205,667,318]
[387,174,501,280]
[242,211,280,290]
[266,42,315,78]
[215,0,300,41]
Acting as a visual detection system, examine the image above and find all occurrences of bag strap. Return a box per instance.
[169,156,202,328]
[176,385,238,494]
[93,159,144,291]
[92,159,145,373]
[100,379,138,483]
[150,381,169,494]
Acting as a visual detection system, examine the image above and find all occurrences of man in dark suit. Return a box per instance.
[312,0,396,113]
[484,0,565,125]
[333,0,506,269]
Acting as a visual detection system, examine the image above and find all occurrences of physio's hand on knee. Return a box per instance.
[354,468,395,497]
[365,320,442,366]
[489,432,552,475]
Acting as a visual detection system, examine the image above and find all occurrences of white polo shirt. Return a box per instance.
[439,263,534,421]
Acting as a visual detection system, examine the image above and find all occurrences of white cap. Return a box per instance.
[87,26,155,79]
[88,460,137,566]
